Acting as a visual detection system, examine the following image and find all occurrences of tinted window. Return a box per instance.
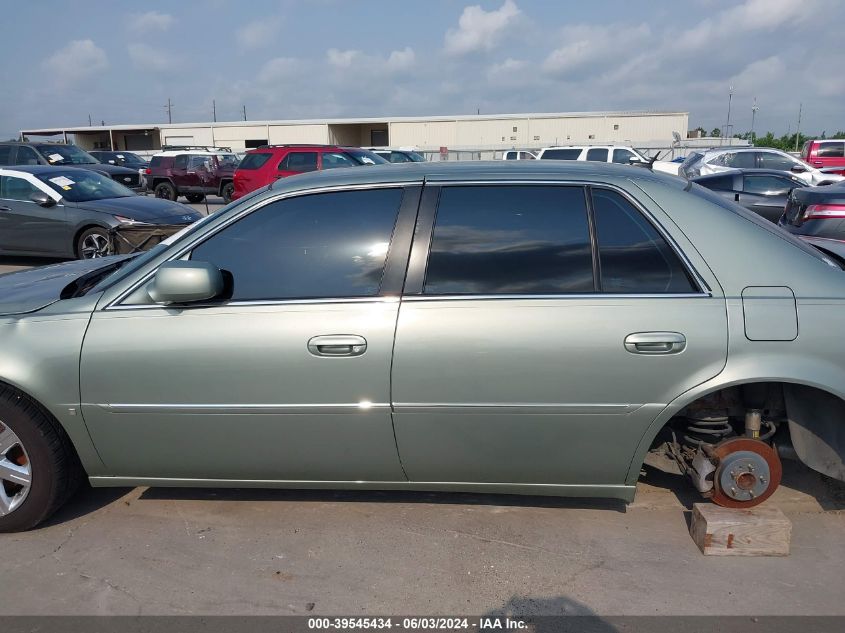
[586,148,609,162]
[592,189,695,293]
[504,151,517,160]
[0,175,41,201]
[611,149,636,164]
[237,153,272,170]
[389,152,411,163]
[321,152,357,169]
[0,145,11,165]
[758,152,796,170]
[14,146,40,166]
[719,152,756,168]
[424,186,594,295]
[190,188,403,301]
[174,155,188,169]
[540,149,581,160]
[743,175,793,195]
[150,156,164,168]
[280,152,318,172]
[188,155,213,170]
[697,175,735,191]
[818,142,845,158]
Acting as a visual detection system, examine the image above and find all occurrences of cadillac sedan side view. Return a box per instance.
[1,161,844,532]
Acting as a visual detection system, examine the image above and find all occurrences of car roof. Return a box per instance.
[540,145,633,150]
[245,145,355,153]
[267,160,681,195]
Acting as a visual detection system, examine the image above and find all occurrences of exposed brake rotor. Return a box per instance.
[711,437,782,508]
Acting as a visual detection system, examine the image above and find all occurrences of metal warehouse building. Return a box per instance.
[21,110,689,155]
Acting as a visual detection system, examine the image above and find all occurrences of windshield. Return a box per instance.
[344,149,388,166]
[36,144,98,165]
[38,170,135,202]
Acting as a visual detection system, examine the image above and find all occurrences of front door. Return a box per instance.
[0,174,67,255]
[391,184,727,487]
[80,186,417,482]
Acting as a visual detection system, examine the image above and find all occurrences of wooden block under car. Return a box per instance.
[690,503,791,556]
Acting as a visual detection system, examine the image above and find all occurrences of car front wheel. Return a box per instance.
[0,387,82,532]
[76,227,111,259]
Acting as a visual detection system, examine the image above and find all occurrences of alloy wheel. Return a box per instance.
[81,233,110,259]
[0,422,32,517]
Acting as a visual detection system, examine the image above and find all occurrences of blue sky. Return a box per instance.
[1,0,843,139]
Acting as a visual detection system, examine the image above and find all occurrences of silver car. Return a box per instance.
[1,161,844,531]
[680,147,845,186]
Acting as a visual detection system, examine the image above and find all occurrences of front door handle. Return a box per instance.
[307,335,367,357]
[624,332,686,355]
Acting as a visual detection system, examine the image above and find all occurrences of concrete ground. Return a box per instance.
[1,195,844,616]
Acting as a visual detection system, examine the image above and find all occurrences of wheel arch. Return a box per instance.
[626,375,845,485]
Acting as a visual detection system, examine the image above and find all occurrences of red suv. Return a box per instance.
[233,145,387,199]
[801,139,845,176]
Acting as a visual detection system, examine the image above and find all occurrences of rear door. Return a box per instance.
[391,183,727,488]
[0,174,67,254]
[169,154,189,191]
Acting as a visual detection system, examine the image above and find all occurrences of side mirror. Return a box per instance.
[791,164,808,173]
[30,191,56,207]
[147,260,224,305]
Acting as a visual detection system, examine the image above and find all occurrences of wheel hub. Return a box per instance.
[711,437,781,508]
[81,233,109,259]
[0,422,32,516]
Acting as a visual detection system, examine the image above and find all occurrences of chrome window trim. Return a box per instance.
[106,296,400,312]
[401,293,710,302]
[423,179,711,296]
[105,181,419,310]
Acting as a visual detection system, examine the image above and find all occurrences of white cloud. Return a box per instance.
[444,0,521,55]
[487,58,525,77]
[679,0,816,50]
[544,23,650,77]
[129,11,175,33]
[326,48,416,73]
[236,18,281,50]
[127,43,173,72]
[42,40,108,85]
[257,57,299,83]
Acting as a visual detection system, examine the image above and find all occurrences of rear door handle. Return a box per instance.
[624,332,686,355]
[307,335,367,357]
[0,206,11,212]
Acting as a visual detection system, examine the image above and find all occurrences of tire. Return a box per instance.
[185,193,206,203]
[154,181,177,201]
[76,226,111,260]
[0,386,83,532]
[221,182,234,204]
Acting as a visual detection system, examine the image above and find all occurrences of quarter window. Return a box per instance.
[190,188,404,301]
[424,186,594,295]
[592,189,696,293]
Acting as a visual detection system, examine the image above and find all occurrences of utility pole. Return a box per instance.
[164,98,173,124]
[242,105,247,121]
[213,100,217,123]
[750,98,759,145]
[794,102,802,152]
[88,114,93,126]
[722,85,733,146]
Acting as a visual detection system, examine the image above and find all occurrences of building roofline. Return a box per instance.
[20,110,689,136]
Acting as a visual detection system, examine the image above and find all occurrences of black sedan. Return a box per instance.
[0,166,202,259]
[692,169,808,222]
[779,181,845,241]
[89,150,149,169]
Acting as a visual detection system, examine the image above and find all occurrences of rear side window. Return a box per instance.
[14,146,40,166]
[238,153,272,170]
[321,152,357,169]
[280,151,318,172]
[716,152,755,168]
[190,188,403,301]
[818,142,845,158]
[586,148,609,162]
[150,156,163,168]
[174,155,188,169]
[592,189,696,293]
[698,175,735,190]
[0,145,11,164]
[424,186,594,295]
[540,149,581,160]
[504,151,517,160]
[743,175,793,195]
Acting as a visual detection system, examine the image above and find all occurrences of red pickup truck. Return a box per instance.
[801,139,845,176]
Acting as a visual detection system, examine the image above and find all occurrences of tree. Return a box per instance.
[710,128,721,137]
[694,126,706,137]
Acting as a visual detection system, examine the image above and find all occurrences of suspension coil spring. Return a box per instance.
[683,414,735,449]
